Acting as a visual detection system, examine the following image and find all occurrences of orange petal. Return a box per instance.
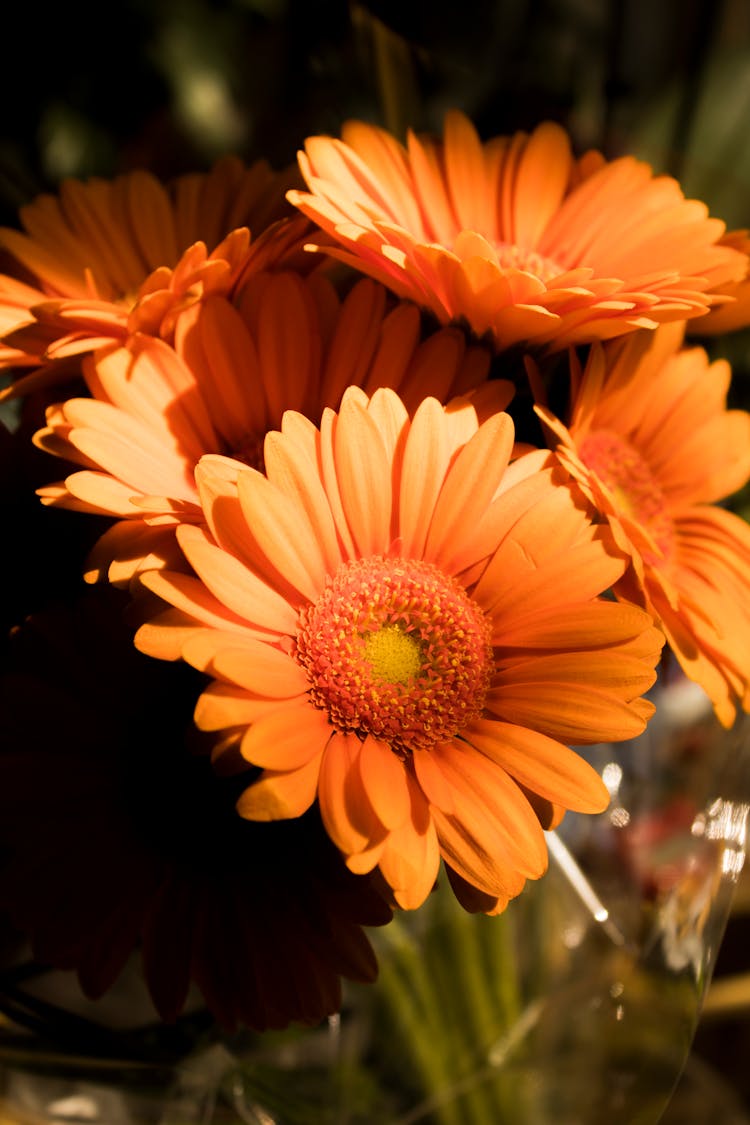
[195,682,296,731]
[207,639,310,697]
[235,752,323,821]
[333,390,392,556]
[429,740,548,890]
[425,411,515,571]
[397,397,451,558]
[512,123,572,248]
[175,523,298,633]
[357,736,411,829]
[240,704,333,769]
[237,467,330,602]
[139,567,266,634]
[485,681,654,744]
[378,780,440,910]
[318,733,387,857]
[411,746,456,814]
[262,429,343,577]
[465,718,610,812]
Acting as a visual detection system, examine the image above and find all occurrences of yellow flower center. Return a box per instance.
[295,556,493,753]
[363,624,423,685]
[578,429,674,562]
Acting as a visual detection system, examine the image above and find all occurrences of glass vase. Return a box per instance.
[1,671,749,1125]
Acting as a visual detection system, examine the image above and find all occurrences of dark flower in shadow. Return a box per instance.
[0,583,391,1039]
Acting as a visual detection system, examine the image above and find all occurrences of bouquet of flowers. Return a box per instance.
[1,87,749,1123]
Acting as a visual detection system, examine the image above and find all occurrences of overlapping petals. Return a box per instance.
[538,325,750,726]
[32,272,505,584]
[0,156,311,398]
[694,229,750,335]
[135,387,663,913]
[288,111,747,353]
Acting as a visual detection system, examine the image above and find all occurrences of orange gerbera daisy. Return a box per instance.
[288,111,746,352]
[537,325,750,728]
[692,229,750,335]
[0,155,310,398]
[33,273,505,585]
[135,387,663,914]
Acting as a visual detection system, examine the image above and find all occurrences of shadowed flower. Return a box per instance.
[0,587,391,1035]
[287,111,746,353]
[32,272,507,585]
[0,156,311,398]
[537,325,750,728]
[135,387,663,915]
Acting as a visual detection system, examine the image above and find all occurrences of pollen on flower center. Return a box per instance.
[494,242,563,283]
[578,428,674,561]
[295,556,493,753]
[363,624,423,685]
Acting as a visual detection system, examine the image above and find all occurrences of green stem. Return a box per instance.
[377,890,538,1125]
[376,924,465,1125]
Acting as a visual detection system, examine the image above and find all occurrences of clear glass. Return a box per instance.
[2,673,749,1124]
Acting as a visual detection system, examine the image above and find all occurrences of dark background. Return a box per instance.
[2,1,750,218]
[2,1,750,1117]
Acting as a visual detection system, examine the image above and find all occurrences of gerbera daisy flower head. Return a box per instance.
[135,386,664,915]
[32,271,508,586]
[287,111,747,353]
[691,229,750,335]
[0,155,313,399]
[0,586,390,1035]
[537,324,750,728]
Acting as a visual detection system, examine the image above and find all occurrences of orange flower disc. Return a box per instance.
[297,556,492,751]
[577,430,673,562]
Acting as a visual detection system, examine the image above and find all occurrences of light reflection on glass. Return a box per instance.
[692,798,749,883]
[602,761,623,797]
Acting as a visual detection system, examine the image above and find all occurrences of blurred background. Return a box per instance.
[1,1,750,1118]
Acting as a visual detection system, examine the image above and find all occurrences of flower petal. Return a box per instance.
[176,523,298,634]
[318,733,388,857]
[240,704,333,769]
[357,735,411,829]
[465,718,610,812]
[236,752,323,820]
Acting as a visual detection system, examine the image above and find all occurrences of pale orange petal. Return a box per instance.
[176,523,298,633]
[240,703,332,769]
[318,733,388,857]
[207,640,310,697]
[357,736,411,829]
[425,410,515,570]
[333,390,392,556]
[237,468,330,601]
[195,682,297,731]
[378,776,440,909]
[485,681,654,743]
[397,397,452,558]
[235,750,323,821]
[465,718,610,812]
